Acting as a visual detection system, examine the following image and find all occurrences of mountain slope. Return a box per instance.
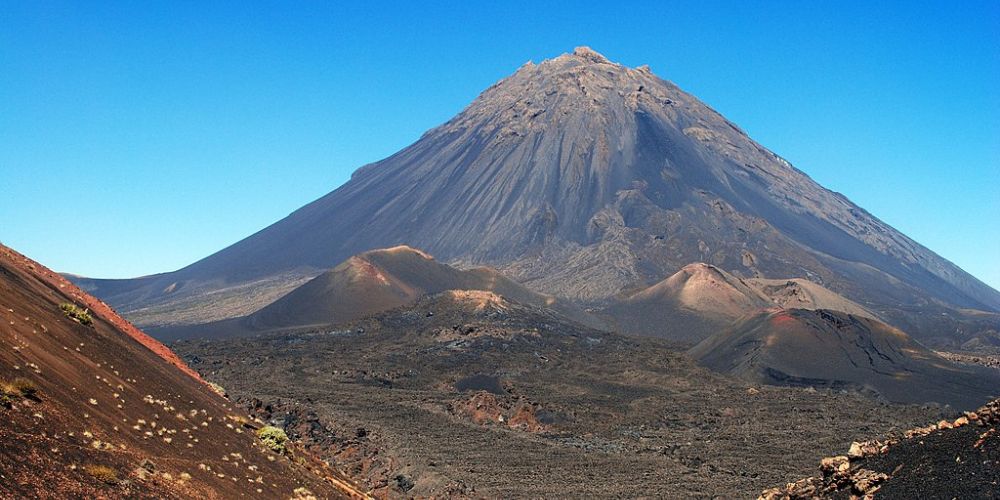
[74,47,1000,345]
[748,277,877,318]
[689,308,999,409]
[0,244,356,498]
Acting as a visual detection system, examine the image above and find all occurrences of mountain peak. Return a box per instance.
[570,46,611,63]
[361,244,434,261]
[540,46,638,75]
[453,46,671,144]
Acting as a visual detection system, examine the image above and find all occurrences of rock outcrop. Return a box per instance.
[760,399,1000,499]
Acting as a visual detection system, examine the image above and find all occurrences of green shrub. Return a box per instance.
[257,425,288,454]
[60,303,93,326]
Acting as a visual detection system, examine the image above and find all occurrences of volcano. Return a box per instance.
[690,308,1000,409]
[150,245,599,340]
[74,47,1000,344]
[602,262,877,343]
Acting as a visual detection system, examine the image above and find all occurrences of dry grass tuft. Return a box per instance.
[84,464,118,484]
[1,377,38,406]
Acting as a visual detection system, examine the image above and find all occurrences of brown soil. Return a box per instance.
[0,244,361,499]
[5,246,202,382]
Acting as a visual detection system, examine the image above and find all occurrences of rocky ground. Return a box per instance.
[760,399,999,499]
[173,292,949,498]
[936,349,1000,371]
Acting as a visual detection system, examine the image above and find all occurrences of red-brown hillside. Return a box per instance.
[0,243,363,498]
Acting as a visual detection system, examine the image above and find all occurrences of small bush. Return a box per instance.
[291,487,317,500]
[207,382,227,397]
[1,379,20,395]
[84,464,118,484]
[227,414,251,427]
[60,303,93,326]
[257,425,288,454]
[11,378,37,398]
[0,378,38,406]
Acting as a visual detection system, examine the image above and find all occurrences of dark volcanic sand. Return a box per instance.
[174,293,946,498]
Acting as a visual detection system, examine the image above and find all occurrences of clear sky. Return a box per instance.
[2,1,998,290]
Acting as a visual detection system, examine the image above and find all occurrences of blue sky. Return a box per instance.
[1,1,998,290]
